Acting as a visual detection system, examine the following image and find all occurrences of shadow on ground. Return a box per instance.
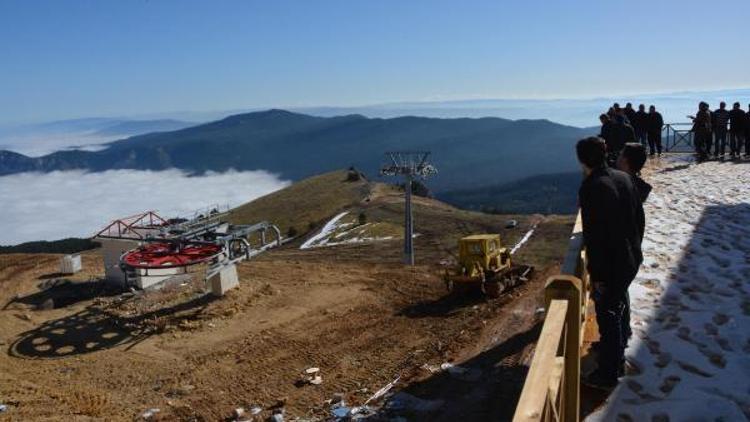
[582,203,750,420]
[8,292,217,359]
[3,278,121,311]
[378,322,542,421]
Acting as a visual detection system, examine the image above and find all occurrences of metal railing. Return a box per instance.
[663,123,696,152]
[513,212,589,422]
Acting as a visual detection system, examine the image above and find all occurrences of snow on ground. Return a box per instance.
[299,211,403,249]
[589,156,750,421]
[510,225,536,255]
[300,212,351,249]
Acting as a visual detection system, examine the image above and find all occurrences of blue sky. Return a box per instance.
[1,0,749,124]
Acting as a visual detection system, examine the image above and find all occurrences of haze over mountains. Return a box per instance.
[0,118,195,156]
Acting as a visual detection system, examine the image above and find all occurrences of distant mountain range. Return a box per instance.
[0,110,594,198]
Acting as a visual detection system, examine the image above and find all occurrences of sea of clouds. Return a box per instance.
[0,169,290,245]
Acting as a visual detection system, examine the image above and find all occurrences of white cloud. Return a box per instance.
[0,169,290,245]
[0,132,119,156]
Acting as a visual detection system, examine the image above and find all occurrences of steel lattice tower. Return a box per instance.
[380,151,437,265]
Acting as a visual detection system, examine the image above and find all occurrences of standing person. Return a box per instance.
[647,105,664,156]
[624,103,637,126]
[613,103,630,124]
[599,114,615,145]
[577,137,643,389]
[728,102,745,158]
[689,102,712,160]
[616,143,652,354]
[633,104,649,148]
[712,102,730,158]
[604,115,636,166]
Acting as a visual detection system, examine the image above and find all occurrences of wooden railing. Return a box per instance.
[513,212,589,422]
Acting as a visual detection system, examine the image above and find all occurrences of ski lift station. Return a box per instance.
[93,207,281,293]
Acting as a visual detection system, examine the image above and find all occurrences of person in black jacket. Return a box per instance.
[624,103,637,127]
[604,115,636,166]
[616,143,652,356]
[647,105,664,156]
[632,104,649,148]
[728,102,745,158]
[689,102,712,160]
[577,137,643,389]
[712,102,730,157]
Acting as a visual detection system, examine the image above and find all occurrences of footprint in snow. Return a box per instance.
[658,375,681,395]
[676,360,714,377]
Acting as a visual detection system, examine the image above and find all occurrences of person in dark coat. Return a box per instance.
[604,115,636,166]
[647,105,664,156]
[599,114,615,142]
[624,103,637,127]
[712,102,730,157]
[689,102,712,160]
[615,143,651,359]
[632,104,649,148]
[577,137,644,389]
[728,102,745,158]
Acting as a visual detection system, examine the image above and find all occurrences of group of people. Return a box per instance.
[689,101,750,160]
[599,101,750,163]
[576,137,651,390]
[599,102,664,159]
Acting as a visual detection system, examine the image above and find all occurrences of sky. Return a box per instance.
[2,0,750,124]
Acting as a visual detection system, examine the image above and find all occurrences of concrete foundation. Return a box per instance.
[209,264,239,296]
[60,254,82,274]
[99,238,141,287]
[134,266,186,290]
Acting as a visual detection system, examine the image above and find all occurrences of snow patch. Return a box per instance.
[300,212,350,249]
[510,225,536,255]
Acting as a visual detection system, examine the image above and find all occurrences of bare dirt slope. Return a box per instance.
[0,175,573,421]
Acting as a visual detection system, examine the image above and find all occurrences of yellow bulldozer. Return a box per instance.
[444,234,533,297]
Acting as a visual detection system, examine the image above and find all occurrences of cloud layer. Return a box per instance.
[0,169,290,245]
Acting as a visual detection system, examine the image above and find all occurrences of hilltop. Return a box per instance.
[0,169,574,421]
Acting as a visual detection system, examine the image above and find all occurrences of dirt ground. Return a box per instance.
[0,215,572,421]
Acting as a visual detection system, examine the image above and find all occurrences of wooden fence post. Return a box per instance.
[545,276,582,422]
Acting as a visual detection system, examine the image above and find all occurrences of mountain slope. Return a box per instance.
[439,171,582,214]
[0,110,595,192]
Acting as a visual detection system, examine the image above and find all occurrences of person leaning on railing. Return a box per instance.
[576,137,644,390]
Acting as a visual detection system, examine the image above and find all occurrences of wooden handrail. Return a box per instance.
[513,299,568,420]
[512,211,587,422]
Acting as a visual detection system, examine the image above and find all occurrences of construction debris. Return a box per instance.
[140,408,160,419]
[364,376,400,405]
[299,367,323,385]
[270,408,284,422]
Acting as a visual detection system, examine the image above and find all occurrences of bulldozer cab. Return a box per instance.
[457,234,511,273]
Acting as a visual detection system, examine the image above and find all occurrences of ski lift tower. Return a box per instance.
[380,151,437,265]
